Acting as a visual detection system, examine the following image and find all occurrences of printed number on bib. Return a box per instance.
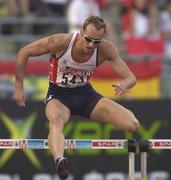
[61,74,85,85]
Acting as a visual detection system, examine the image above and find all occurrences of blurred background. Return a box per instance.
[0,0,171,179]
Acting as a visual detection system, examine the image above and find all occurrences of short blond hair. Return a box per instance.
[83,16,106,34]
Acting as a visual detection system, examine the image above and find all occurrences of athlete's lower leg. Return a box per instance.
[48,119,65,160]
[48,119,70,179]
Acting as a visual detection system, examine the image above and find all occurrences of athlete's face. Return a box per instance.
[81,24,105,53]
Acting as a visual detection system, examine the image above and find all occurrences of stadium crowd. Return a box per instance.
[0,0,171,98]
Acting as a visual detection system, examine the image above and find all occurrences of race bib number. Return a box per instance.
[57,69,92,87]
[61,74,85,84]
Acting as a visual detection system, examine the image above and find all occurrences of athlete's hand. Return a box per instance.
[12,88,25,107]
[112,82,127,96]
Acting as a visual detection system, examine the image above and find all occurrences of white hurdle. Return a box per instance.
[139,139,171,180]
[0,138,137,180]
[1,138,170,180]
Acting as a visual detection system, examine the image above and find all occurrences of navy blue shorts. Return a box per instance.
[44,82,103,118]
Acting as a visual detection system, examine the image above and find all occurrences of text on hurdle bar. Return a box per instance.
[149,139,171,149]
[0,139,129,149]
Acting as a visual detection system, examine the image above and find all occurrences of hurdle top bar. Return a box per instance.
[149,139,171,149]
[0,139,131,150]
[2,139,171,150]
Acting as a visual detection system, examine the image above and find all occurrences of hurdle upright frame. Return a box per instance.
[0,138,137,180]
[139,139,171,180]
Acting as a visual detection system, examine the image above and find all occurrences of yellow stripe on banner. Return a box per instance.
[140,176,148,180]
[91,77,160,99]
[23,76,160,100]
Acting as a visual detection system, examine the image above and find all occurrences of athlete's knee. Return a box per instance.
[127,119,139,132]
[48,113,65,128]
[126,110,139,132]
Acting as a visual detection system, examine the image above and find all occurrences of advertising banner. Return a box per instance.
[0,99,170,180]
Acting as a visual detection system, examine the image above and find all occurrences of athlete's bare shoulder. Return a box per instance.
[48,33,72,49]
[44,33,72,56]
[98,39,118,64]
[18,33,73,57]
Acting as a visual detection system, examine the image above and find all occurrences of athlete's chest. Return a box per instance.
[58,58,96,71]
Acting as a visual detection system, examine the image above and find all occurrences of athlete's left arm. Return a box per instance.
[105,42,136,96]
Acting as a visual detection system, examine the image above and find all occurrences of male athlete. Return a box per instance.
[13,16,140,179]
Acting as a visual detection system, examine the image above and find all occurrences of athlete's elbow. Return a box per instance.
[18,47,30,60]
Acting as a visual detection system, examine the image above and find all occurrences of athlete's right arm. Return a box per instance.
[12,33,71,107]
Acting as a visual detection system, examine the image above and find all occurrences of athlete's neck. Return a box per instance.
[74,41,90,61]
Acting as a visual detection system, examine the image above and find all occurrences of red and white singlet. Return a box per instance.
[49,33,98,88]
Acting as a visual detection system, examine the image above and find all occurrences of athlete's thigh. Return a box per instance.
[90,97,137,128]
[45,99,71,123]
